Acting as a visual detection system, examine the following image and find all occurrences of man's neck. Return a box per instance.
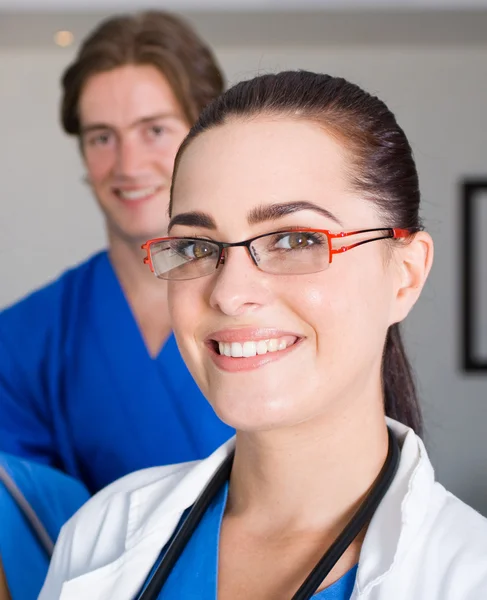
[108,232,165,294]
[108,232,172,357]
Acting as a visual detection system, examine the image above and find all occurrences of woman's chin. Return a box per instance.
[210,396,303,433]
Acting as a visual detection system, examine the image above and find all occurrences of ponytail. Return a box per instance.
[382,323,423,436]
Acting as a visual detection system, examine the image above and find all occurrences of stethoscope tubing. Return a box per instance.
[138,427,399,600]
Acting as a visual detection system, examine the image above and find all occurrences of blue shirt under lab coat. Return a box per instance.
[139,481,358,600]
[0,251,233,493]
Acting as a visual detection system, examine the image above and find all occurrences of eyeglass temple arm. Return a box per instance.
[141,241,155,273]
[329,228,411,258]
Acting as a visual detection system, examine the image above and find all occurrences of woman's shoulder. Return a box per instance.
[414,480,487,592]
[428,482,487,552]
[385,482,487,599]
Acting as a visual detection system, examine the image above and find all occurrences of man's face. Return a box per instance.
[79,64,190,244]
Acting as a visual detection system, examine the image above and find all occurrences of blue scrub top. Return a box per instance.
[0,451,90,600]
[141,481,357,600]
[0,252,234,493]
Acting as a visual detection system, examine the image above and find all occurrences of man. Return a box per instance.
[0,11,233,494]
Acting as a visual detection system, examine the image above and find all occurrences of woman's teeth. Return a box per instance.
[217,338,293,358]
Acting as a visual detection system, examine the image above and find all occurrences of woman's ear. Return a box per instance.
[390,231,434,324]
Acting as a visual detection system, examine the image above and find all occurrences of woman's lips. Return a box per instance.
[216,336,298,358]
[208,327,301,343]
[205,329,303,372]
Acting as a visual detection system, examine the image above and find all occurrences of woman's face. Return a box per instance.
[168,117,421,431]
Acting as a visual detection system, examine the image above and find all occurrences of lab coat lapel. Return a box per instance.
[353,419,435,597]
[59,438,236,600]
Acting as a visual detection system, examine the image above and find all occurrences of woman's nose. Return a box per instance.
[208,247,272,317]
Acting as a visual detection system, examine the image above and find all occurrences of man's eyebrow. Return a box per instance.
[247,201,343,227]
[80,123,111,135]
[80,112,182,135]
[168,211,217,233]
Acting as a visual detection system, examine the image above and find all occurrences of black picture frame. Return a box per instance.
[462,179,487,372]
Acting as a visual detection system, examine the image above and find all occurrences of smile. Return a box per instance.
[114,186,162,201]
[217,336,297,358]
[205,329,302,372]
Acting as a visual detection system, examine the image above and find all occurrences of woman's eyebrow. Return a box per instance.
[247,201,343,227]
[167,201,342,233]
[168,211,216,233]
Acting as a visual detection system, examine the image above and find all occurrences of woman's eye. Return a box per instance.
[275,232,317,250]
[177,241,215,260]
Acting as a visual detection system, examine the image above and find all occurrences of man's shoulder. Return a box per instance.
[0,251,107,331]
[0,451,90,535]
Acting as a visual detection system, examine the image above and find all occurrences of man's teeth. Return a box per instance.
[218,339,291,358]
[117,187,158,201]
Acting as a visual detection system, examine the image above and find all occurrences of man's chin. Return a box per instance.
[106,220,170,248]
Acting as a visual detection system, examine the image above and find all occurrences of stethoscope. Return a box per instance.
[137,427,399,600]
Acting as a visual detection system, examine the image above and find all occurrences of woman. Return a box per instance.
[40,71,487,599]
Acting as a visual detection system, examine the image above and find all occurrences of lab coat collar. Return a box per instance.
[126,437,236,551]
[125,418,435,596]
[355,418,435,595]
[60,439,236,600]
[61,419,434,599]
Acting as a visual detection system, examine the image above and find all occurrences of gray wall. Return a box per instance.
[1,11,486,513]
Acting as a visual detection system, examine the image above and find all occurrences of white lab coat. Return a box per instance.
[39,419,487,599]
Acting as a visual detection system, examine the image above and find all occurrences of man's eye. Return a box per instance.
[87,132,111,147]
[149,125,165,137]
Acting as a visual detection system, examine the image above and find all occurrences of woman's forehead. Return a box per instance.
[171,118,376,231]
[174,118,348,202]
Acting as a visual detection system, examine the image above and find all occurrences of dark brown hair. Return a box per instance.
[171,70,424,435]
[61,11,224,135]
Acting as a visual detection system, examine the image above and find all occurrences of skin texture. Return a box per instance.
[78,64,190,356]
[168,116,433,599]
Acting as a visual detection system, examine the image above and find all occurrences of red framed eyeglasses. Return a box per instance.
[141,227,412,281]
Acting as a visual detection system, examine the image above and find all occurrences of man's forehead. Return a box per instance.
[78,65,183,125]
